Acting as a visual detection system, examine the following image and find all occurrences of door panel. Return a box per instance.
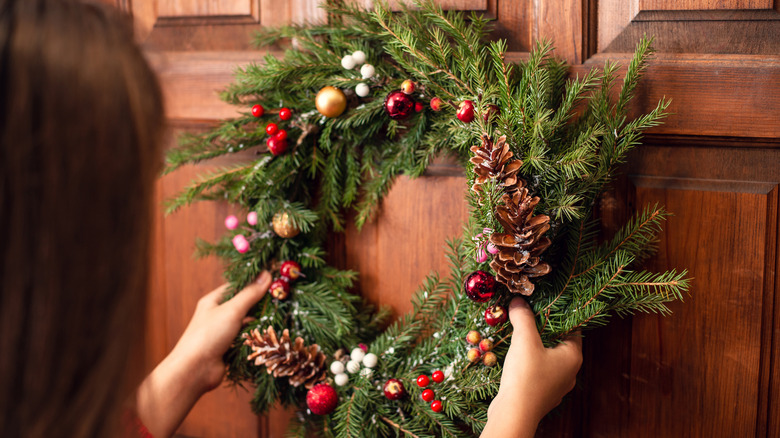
[129,0,780,436]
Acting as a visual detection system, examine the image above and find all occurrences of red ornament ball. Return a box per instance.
[430,400,443,413]
[269,278,290,300]
[414,102,424,112]
[280,260,302,281]
[485,304,508,326]
[431,370,444,383]
[275,129,288,142]
[251,104,264,117]
[416,375,430,387]
[383,90,415,120]
[383,378,406,400]
[267,136,288,156]
[456,100,475,123]
[266,123,278,136]
[421,389,435,402]
[430,97,443,111]
[306,383,338,415]
[463,270,496,303]
[279,107,292,120]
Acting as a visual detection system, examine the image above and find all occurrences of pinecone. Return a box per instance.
[469,134,524,198]
[243,326,327,389]
[489,187,552,295]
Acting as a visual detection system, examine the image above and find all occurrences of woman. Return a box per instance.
[0,1,579,437]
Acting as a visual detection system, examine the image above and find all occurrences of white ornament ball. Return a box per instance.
[360,368,373,378]
[360,63,375,79]
[346,360,361,374]
[355,83,370,97]
[351,50,366,65]
[350,347,366,363]
[362,353,378,368]
[330,361,345,375]
[334,373,349,386]
[341,54,357,70]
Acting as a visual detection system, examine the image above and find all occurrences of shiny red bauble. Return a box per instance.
[275,129,288,142]
[279,107,292,120]
[416,375,430,387]
[463,270,496,302]
[421,389,435,402]
[266,123,278,135]
[430,400,443,412]
[383,90,415,120]
[383,378,406,400]
[267,136,288,156]
[280,260,302,281]
[269,278,290,300]
[306,383,338,415]
[431,370,444,383]
[251,104,264,117]
[456,100,475,123]
[484,304,508,326]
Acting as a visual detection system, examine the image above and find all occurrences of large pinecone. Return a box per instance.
[469,134,523,198]
[489,187,552,295]
[243,326,327,389]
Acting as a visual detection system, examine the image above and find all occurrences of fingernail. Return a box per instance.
[255,270,271,283]
[513,297,529,308]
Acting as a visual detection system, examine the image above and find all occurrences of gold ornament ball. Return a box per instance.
[315,86,347,118]
[272,212,300,238]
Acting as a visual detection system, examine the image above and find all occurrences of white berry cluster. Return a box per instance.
[330,346,379,386]
[341,51,374,98]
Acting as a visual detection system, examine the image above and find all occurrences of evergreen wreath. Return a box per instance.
[165,1,691,436]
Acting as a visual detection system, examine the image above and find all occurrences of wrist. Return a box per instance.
[484,392,540,438]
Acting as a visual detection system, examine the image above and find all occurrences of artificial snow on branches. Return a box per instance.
[167,1,689,436]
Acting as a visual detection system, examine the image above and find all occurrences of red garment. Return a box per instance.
[123,410,154,438]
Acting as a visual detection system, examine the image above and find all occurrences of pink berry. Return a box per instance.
[247,211,258,226]
[232,235,250,253]
[486,242,499,255]
[476,247,488,263]
[224,215,239,230]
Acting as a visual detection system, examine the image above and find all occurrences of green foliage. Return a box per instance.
[166,0,689,436]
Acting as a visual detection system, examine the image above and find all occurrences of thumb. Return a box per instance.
[508,297,543,349]
[225,271,271,315]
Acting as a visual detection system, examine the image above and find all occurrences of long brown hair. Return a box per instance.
[0,0,165,436]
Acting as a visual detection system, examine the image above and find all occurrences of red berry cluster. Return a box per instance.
[416,370,445,412]
[268,260,302,300]
[250,104,293,156]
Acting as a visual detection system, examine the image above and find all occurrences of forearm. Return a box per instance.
[136,349,209,438]
[481,392,539,438]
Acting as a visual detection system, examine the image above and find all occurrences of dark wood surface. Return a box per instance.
[131,0,780,436]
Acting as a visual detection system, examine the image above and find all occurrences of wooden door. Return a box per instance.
[117,0,779,436]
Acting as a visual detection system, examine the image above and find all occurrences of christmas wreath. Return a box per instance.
[165,1,690,436]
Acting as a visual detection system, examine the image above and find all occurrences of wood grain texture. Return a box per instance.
[640,0,771,10]
[575,55,780,139]
[158,0,254,17]
[596,0,780,54]
[628,184,770,437]
[152,159,259,437]
[333,173,470,318]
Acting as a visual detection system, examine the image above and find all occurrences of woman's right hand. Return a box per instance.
[481,298,582,438]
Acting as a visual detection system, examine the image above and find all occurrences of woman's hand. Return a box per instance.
[482,297,582,438]
[136,271,272,438]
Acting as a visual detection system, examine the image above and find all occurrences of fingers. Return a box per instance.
[223,271,271,315]
[197,283,231,309]
[551,331,583,371]
[507,297,543,349]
